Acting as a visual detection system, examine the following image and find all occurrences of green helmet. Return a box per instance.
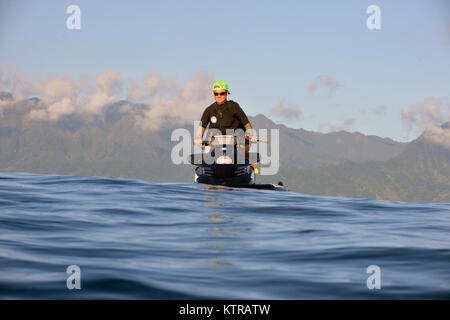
[212,81,228,92]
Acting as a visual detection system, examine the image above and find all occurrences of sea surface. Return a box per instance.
[1,172,449,299]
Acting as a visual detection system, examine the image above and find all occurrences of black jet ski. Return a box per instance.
[188,135,286,191]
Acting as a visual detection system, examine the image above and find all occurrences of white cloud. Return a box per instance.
[36,76,79,102]
[422,124,450,149]
[401,97,450,148]
[269,100,302,121]
[133,72,213,131]
[0,67,215,130]
[308,75,343,96]
[318,117,356,133]
[128,73,174,102]
[401,97,448,132]
[0,66,31,100]
[27,75,81,121]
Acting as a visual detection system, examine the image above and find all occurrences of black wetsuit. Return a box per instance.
[199,100,251,136]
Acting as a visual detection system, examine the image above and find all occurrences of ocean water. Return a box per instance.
[0,172,449,299]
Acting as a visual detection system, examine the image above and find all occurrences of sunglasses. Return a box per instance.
[213,92,227,96]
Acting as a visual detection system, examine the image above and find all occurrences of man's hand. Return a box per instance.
[249,136,258,142]
[194,137,203,146]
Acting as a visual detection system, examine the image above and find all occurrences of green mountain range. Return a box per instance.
[270,131,450,202]
[0,95,448,202]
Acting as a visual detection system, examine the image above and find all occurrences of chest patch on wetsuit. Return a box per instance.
[210,116,217,124]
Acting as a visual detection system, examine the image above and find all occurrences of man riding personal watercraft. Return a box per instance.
[192,81,259,185]
[194,81,257,147]
[190,81,285,190]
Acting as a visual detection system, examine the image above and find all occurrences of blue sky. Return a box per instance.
[1,0,449,142]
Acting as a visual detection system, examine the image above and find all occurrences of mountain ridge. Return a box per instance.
[0,93,448,202]
[267,126,449,202]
